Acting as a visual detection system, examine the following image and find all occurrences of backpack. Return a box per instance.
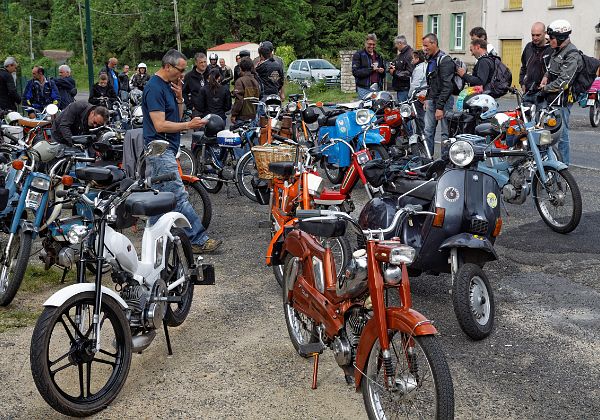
[437,55,465,95]
[486,56,512,98]
[567,50,600,96]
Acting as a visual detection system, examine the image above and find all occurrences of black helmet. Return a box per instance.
[302,106,319,124]
[204,114,225,137]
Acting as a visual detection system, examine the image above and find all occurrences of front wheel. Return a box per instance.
[178,147,195,177]
[30,291,132,417]
[184,180,213,229]
[366,143,389,161]
[362,333,454,419]
[532,168,582,233]
[235,151,259,202]
[321,158,346,185]
[163,228,194,327]
[452,263,495,340]
[0,230,33,306]
[194,146,224,194]
[590,101,600,127]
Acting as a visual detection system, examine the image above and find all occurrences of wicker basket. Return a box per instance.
[252,144,297,180]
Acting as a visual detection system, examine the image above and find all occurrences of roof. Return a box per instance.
[208,42,253,51]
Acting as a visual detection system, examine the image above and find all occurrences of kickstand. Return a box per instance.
[311,353,319,389]
[60,268,69,283]
[163,320,173,355]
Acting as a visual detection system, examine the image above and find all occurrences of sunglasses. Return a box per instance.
[171,64,186,73]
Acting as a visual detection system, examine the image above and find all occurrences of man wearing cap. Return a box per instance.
[255,41,284,100]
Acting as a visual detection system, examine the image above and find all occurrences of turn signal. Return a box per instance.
[507,126,517,135]
[432,207,445,227]
[546,117,557,127]
[315,101,323,107]
[12,160,24,170]
[61,175,74,187]
[492,217,503,237]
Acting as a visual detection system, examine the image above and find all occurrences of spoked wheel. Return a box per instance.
[532,168,582,233]
[362,333,454,419]
[282,255,319,357]
[194,146,224,194]
[0,230,32,306]
[321,158,346,184]
[184,179,213,229]
[30,292,132,417]
[163,228,194,327]
[178,147,196,177]
[590,101,600,127]
[452,263,495,340]
[236,151,259,202]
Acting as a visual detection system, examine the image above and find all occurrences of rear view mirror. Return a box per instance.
[45,104,59,116]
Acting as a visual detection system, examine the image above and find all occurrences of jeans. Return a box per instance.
[147,150,208,246]
[558,104,572,165]
[356,87,372,100]
[396,90,409,103]
[424,98,454,157]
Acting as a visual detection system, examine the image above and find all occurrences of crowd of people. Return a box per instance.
[352,19,585,163]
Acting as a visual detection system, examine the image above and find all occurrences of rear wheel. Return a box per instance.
[0,230,32,306]
[452,263,495,340]
[184,180,213,229]
[178,147,195,177]
[236,151,259,202]
[321,158,346,185]
[163,228,194,327]
[366,144,389,161]
[194,147,224,194]
[532,168,581,234]
[590,101,600,127]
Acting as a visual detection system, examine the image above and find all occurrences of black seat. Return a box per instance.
[192,132,218,145]
[317,109,344,127]
[298,218,347,238]
[71,135,94,145]
[268,161,295,178]
[124,192,176,217]
[475,123,498,137]
[76,165,125,185]
[384,178,436,201]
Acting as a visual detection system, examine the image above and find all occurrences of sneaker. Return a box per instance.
[192,239,222,254]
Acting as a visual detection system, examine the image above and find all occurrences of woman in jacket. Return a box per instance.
[409,50,427,136]
[130,63,150,91]
[198,68,232,123]
[231,58,260,124]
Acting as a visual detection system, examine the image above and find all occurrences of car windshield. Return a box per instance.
[309,60,336,70]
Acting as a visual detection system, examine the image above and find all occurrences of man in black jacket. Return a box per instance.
[519,22,552,100]
[352,33,385,99]
[422,33,454,156]
[457,38,494,91]
[55,64,77,110]
[0,57,20,111]
[52,101,109,146]
[256,42,284,100]
[389,35,414,103]
[183,52,210,117]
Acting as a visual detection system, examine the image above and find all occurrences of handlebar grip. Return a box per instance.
[150,172,177,184]
[55,190,68,198]
[296,209,322,219]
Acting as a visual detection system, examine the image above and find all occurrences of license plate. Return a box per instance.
[587,99,596,106]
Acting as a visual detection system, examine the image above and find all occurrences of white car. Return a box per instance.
[286,59,341,86]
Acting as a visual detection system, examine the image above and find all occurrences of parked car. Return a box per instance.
[286,59,341,86]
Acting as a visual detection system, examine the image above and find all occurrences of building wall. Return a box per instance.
[397,0,483,65]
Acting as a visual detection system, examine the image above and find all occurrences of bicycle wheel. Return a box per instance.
[194,146,224,194]
[236,151,259,202]
[178,147,195,177]
[184,180,213,229]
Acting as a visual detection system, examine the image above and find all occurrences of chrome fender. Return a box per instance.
[43,283,128,309]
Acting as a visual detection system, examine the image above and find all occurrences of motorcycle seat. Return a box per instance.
[268,161,295,178]
[71,135,94,145]
[191,132,218,145]
[317,113,341,127]
[18,118,51,128]
[475,123,497,137]
[76,165,125,185]
[125,192,176,217]
[384,178,436,202]
[298,217,347,238]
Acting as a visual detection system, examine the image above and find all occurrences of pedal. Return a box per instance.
[193,264,215,285]
[298,342,325,358]
[258,220,271,228]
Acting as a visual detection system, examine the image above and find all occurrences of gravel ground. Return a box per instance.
[0,163,599,418]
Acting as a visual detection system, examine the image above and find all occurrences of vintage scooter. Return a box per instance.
[359,138,503,340]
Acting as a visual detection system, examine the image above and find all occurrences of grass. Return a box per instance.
[285,80,357,103]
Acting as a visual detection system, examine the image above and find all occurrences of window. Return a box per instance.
[554,0,573,6]
[507,0,522,8]
[290,61,299,71]
[428,15,440,38]
[451,13,465,51]
[300,61,309,72]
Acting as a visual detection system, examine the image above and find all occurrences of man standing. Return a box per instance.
[219,58,233,86]
[457,39,495,92]
[233,53,243,82]
[519,22,553,99]
[143,49,221,253]
[119,64,131,96]
[52,101,109,145]
[183,52,210,118]
[22,66,59,111]
[469,27,498,57]
[0,57,20,111]
[255,41,284,100]
[100,57,120,95]
[422,33,454,157]
[352,33,385,99]
[539,20,582,165]
[55,64,77,110]
[389,35,414,103]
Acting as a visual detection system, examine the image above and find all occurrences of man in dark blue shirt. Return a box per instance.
[142,49,222,253]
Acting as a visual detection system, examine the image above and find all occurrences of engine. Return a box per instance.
[115,272,167,330]
[332,306,370,383]
[503,166,529,204]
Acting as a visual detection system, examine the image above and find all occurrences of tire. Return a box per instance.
[452,263,495,340]
[30,291,132,417]
[282,255,319,357]
[366,143,389,161]
[590,101,600,127]
[163,228,194,327]
[0,230,33,306]
[178,147,195,177]
[321,158,346,185]
[362,334,454,419]
[194,147,224,194]
[532,168,582,234]
[235,151,259,202]
[184,180,213,229]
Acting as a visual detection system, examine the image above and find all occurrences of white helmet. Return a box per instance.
[5,111,23,124]
[465,94,498,119]
[137,62,147,69]
[547,20,572,38]
[208,52,218,61]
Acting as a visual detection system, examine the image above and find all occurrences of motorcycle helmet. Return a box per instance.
[464,94,498,119]
[208,52,218,62]
[5,111,23,125]
[203,114,225,137]
[264,94,282,118]
[302,106,320,124]
[547,20,572,46]
[137,62,147,69]
[32,140,64,162]
[491,113,511,132]
[371,91,394,114]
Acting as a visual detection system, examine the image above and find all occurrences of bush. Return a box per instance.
[275,45,297,70]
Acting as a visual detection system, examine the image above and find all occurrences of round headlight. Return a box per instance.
[287,102,297,112]
[356,109,372,126]
[399,104,412,118]
[538,129,552,145]
[449,141,475,167]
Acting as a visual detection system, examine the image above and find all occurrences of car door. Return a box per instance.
[288,61,299,80]
[299,61,310,80]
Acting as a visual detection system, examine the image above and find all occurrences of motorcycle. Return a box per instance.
[30,140,215,417]
[578,79,600,127]
[280,206,454,418]
[129,88,144,128]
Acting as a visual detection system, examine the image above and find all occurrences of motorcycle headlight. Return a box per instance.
[287,102,297,112]
[388,245,416,265]
[538,129,552,145]
[67,225,89,244]
[399,104,412,118]
[31,176,50,190]
[356,109,372,126]
[449,141,475,167]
